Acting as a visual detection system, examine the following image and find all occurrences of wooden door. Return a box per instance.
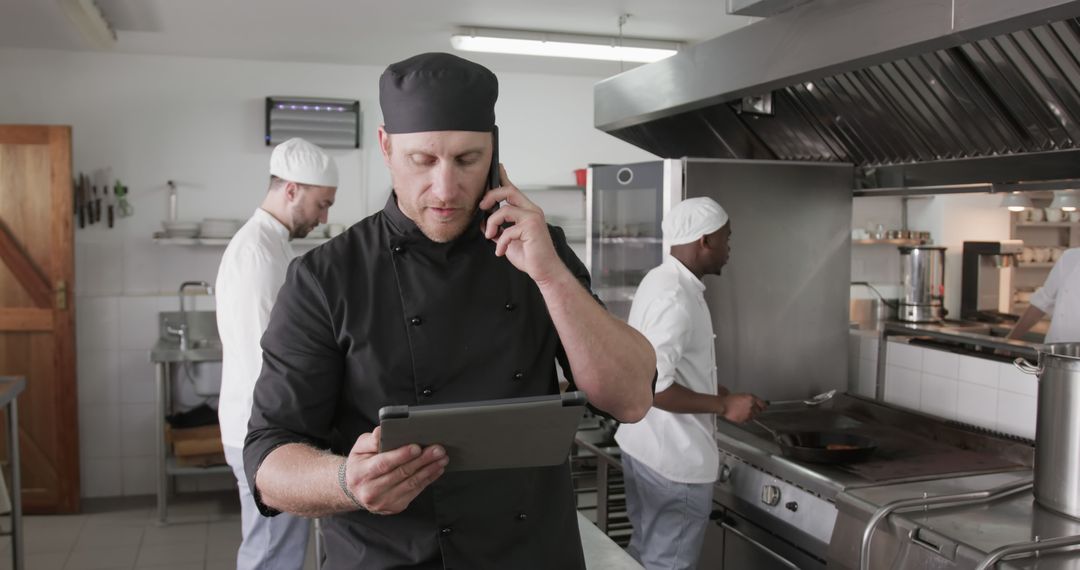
[0,126,79,513]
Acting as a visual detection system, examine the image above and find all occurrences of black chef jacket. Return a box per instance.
[244,193,594,570]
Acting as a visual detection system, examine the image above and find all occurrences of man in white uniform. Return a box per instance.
[216,137,338,569]
[1008,247,1080,343]
[615,197,767,570]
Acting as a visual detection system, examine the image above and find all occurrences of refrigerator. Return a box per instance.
[587,158,854,400]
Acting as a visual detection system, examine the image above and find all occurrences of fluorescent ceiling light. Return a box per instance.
[451,27,681,63]
[1000,191,1034,212]
[58,0,116,49]
[1049,190,1080,212]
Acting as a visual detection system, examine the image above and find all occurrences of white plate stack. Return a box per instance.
[199,218,242,239]
[162,220,200,238]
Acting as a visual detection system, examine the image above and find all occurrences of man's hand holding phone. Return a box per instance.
[480,165,568,285]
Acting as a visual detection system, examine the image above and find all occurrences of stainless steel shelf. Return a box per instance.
[852,239,925,246]
[596,286,638,301]
[597,237,662,244]
[1015,222,1077,227]
[154,234,328,246]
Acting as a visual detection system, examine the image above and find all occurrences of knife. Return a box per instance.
[77,173,86,228]
[103,167,114,228]
[93,170,103,224]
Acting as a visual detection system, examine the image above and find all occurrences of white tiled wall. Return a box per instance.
[849,330,1038,439]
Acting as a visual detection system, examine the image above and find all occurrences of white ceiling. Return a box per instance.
[0,0,758,76]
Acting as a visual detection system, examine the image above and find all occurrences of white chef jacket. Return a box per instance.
[1030,248,1080,344]
[615,257,719,484]
[216,208,295,449]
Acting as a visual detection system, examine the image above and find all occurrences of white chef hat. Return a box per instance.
[269,138,339,187]
[662,197,730,246]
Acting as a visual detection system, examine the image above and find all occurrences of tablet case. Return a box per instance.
[378,391,588,472]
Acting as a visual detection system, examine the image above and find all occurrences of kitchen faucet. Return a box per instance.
[177,280,214,313]
[166,280,214,351]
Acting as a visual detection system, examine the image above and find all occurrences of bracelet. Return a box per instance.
[338,459,365,511]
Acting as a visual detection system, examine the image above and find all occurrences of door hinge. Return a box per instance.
[55,279,67,310]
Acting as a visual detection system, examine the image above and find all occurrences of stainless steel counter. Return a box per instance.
[882,321,1042,360]
[831,470,1080,569]
[578,512,642,569]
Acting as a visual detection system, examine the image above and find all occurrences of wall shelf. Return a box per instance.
[1015,222,1078,227]
[853,239,925,246]
[597,237,663,244]
[1010,210,1077,310]
[153,233,328,247]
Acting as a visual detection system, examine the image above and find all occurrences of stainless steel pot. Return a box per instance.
[898,246,947,322]
[1015,343,1080,520]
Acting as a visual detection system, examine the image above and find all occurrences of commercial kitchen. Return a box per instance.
[1,0,1080,568]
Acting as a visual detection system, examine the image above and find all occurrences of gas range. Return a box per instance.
[704,394,1043,569]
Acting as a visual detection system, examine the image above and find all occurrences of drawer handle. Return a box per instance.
[910,527,957,560]
[720,521,800,569]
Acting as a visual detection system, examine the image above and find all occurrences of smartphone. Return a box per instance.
[488,125,500,191]
[482,125,502,226]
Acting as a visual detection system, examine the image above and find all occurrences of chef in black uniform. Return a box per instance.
[243,52,656,569]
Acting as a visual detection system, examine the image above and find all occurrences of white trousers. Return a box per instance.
[224,445,311,570]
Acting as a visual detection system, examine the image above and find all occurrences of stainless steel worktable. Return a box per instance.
[150,339,228,524]
[578,511,642,569]
[0,376,25,570]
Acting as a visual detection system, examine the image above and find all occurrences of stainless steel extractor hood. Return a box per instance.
[595,0,1080,191]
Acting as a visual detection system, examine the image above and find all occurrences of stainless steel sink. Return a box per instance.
[151,311,222,363]
[190,338,221,350]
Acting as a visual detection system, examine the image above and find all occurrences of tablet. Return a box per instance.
[378,391,588,472]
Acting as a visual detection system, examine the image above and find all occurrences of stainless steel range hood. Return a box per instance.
[595,0,1080,191]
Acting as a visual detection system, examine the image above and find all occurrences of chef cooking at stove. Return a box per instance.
[1008,246,1080,343]
[615,196,767,570]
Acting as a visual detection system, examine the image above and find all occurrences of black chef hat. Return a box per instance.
[379,52,498,134]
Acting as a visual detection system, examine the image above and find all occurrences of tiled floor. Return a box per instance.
[0,492,317,570]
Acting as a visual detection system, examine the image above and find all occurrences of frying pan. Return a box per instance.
[776,431,878,464]
[753,419,878,464]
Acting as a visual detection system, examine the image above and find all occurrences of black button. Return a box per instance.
[410,316,423,326]
[421,387,433,398]
[440,527,452,536]
[513,371,524,381]
[504,302,516,311]
[517,513,528,521]
[392,245,404,254]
